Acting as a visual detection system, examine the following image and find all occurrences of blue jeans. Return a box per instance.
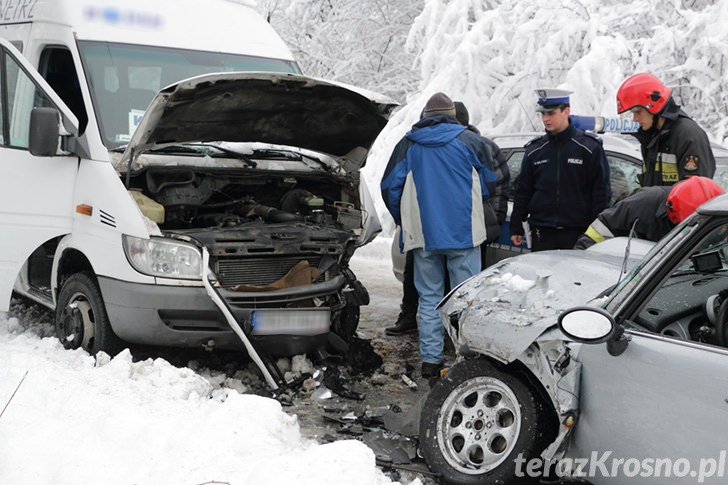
[413,247,481,364]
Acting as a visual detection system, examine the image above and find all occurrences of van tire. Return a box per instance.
[56,272,124,356]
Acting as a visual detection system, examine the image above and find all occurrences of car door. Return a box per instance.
[0,38,79,311]
[570,334,728,484]
[566,220,728,483]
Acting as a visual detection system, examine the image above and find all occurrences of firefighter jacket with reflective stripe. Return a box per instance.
[632,98,716,187]
[574,185,673,249]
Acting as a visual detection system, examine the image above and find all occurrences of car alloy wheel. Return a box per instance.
[419,358,555,485]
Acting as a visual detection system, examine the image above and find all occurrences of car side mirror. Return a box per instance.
[558,306,629,356]
[29,107,60,157]
[558,306,616,343]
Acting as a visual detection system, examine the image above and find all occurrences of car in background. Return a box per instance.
[485,123,728,263]
[419,195,728,484]
[391,125,645,281]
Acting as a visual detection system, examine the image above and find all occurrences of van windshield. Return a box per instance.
[78,41,300,148]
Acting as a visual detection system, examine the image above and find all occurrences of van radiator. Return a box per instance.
[214,256,323,287]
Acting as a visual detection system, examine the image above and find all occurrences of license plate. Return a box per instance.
[250,309,330,336]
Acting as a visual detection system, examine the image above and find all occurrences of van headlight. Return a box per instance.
[122,235,202,280]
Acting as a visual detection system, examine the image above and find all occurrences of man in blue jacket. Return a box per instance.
[381,92,497,378]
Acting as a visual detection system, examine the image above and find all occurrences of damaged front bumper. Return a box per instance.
[437,266,592,465]
[99,271,348,356]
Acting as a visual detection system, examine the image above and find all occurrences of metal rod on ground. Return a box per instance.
[0,371,28,420]
[201,248,280,390]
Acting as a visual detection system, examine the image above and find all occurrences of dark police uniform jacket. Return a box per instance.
[632,97,716,187]
[511,121,611,236]
[574,186,673,249]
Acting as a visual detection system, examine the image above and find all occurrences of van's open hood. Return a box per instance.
[119,72,397,170]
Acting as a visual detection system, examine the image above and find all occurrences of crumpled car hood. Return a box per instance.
[441,240,652,363]
[119,72,397,171]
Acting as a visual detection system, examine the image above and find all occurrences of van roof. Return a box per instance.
[8,0,296,62]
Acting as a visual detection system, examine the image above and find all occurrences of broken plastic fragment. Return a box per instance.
[401,374,417,390]
[312,386,333,400]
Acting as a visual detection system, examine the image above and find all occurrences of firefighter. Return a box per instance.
[617,73,716,186]
[575,176,724,249]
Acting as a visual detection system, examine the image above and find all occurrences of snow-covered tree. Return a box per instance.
[247,0,728,231]
[398,0,728,137]
[258,0,422,104]
[252,0,727,141]
[366,0,728,229]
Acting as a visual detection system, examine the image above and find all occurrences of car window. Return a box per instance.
[713,156,728,189]
[2,46,55,148]
[504,148,641,205]
[631,222,728,347]
[606,153,641,203]
[505,150,525,199]
[39,47,88,133]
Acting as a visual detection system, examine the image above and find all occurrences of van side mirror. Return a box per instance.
[29,107,60,156]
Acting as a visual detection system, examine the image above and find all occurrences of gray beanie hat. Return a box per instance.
[422,92,456,117]
[454,101,469,126]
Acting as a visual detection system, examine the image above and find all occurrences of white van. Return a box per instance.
[0,0,394,375]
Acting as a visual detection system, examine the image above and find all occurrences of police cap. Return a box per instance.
[535,88,573,113]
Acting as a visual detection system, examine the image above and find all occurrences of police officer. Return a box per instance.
[575,176,724,249]
[510,89,611,251]
[617,73,716,187]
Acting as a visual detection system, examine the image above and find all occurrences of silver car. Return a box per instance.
[419,195,728,484]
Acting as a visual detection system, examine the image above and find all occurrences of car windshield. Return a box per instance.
[603,217,718,314]
[610,218,728,345]
[603,222,692,307]
[78,41,300,149]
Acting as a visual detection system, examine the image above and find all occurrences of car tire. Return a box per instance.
[55,272,124,356]
[419,358,554,485]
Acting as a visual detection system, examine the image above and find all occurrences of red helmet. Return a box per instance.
[616,73,672,114]
[666,176,725,224]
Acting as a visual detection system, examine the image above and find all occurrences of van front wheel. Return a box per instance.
[56,272,123,356]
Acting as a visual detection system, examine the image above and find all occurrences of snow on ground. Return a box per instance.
[0,238,413,485]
